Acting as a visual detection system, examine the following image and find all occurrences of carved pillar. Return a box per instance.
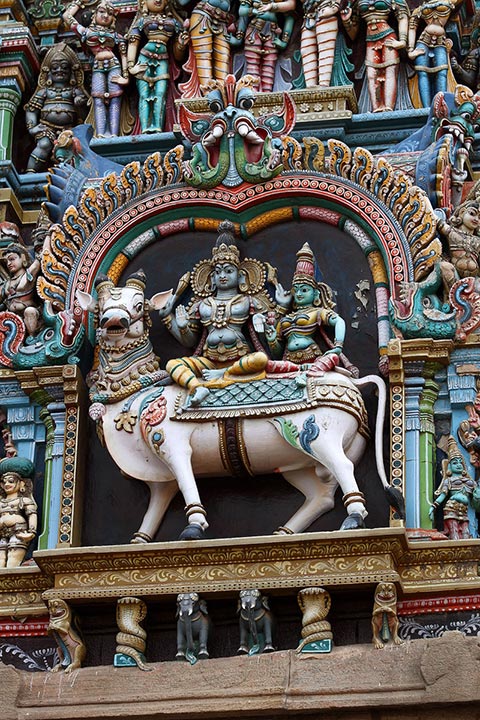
[418,363,440,528]
[404,374,425,528]
[0,86,21,163]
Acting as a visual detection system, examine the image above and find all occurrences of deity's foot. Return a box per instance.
[339,512,365,530]
[202,368,225,381]
[189,386,211,407]
[179,523,206,540]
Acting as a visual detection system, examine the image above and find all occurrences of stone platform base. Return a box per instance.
[2,631,480,720]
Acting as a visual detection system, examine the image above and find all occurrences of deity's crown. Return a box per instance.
[293,242,323,287]
[211,221,240,267]
[0,455,35,479]
[446,435,464,463]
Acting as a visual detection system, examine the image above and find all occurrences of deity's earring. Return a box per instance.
[312,291,321,306]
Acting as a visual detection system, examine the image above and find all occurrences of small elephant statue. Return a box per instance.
[176,592,210,663]
[237,588,275,655]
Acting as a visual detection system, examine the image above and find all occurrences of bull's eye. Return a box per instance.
[209,100,223,113]
[135,302,143,313]
[239,97,254,111]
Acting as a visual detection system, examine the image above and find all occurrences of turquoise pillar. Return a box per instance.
[404,375,425,528]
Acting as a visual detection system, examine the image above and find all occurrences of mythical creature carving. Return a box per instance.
[237,589,275,655]
[77,258,403,543]
[458,381,480,470]
[296,587,333,653]
[178,74,295,189]
[115,597,151,670]
[388,263,457,340]
[48,599,86,673]
[371,582,403,649]
[392,86,480,209]
[176,592,210,664]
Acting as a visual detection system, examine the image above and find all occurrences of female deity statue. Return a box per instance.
[407,0,461,108]
[300,0,344,87]
[158,221,290,406]
[263,243,346,374]
[0,456,37,568]
[342,0,409,112]
[63,0,129,137]
[24,43,89,172]
[177,0,232,94]
[127,0,189,133]
[429,435,479,540]
[0,232,43,337]
[437,200,480,288]
[228,0,295,93]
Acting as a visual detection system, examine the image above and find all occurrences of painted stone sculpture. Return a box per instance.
[263,242,346,375]
[115,597,151,670]
[176,592,210,663]
[237,589,275,655]
[296,587,333,653]
[438,200,480,282]
[388,263,456,340]
[127,0,188,133]
[78,237,403,542]
[178,74,295,189]
[342,0,409,113]
[178,0,232,94]
[407,0,460,108]
[459,383,480,469]
[63,0,128,137]
[300,0,344,88]
[0,456,37,568]
[24,42,89,173]
[229,0,295,93]
[430,435,479,540]
[159,220,290,407]
[371,582,403,649]
[48,599,86,673]
[0,229,43,337]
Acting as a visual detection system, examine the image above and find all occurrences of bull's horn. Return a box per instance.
[126,270,147,291]
[94,274,114,294]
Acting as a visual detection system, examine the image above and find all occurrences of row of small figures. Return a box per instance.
[47,583,402,673]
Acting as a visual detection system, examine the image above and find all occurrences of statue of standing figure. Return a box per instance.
[228,0,295,93]
[24,43,89,172]
[437,199,480,293]
[342,0,409,112]
[300,0,344,87]
[63,0,129,136]
[429,435,479,539]
[177,0,232,94]
[127,0,189,133]
[0,455,37,568]
[407,0,461,108]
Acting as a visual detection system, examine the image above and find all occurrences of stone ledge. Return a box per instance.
[1,631,478,720]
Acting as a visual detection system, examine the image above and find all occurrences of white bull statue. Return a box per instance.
[78,272,404,542]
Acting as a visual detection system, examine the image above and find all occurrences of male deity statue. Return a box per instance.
[0,454,37,568]
[158,221,290,405]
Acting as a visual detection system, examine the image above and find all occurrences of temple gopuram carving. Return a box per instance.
[1,0,480,717]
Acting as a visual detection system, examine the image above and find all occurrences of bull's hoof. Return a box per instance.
[176,651,186,662]
[263,644,275,653]
[340,513,365,530]
[237,646,249,655]
[179,523,205,540]
[198,649,209,660]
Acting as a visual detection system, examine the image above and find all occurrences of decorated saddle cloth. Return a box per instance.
[172,371,370,439]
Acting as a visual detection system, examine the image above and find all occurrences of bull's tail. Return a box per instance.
[352,374,405,520]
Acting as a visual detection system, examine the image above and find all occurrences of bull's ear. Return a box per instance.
[76,289,97,312]
[149,289,173,310]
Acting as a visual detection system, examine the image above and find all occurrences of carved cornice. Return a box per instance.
[388,339,454,384]
[0,567,49,617]
[176,86,358,121]
[30,529,480,603]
